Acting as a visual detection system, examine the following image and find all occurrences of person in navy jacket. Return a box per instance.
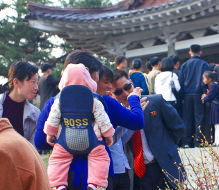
[112,70,185,190]
[179,44,209,148]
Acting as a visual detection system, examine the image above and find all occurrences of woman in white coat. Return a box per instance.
[154,57,181,108]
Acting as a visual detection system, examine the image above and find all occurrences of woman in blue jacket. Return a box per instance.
[35,63,145,190]
[130,59,150,95]
[35,92,145,190]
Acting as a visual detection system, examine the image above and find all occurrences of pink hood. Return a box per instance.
[59,64,97,92]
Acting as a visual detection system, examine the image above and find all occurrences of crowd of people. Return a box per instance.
[0,44,218,190]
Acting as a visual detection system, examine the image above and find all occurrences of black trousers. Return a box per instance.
[182,94,205,147]
[107,172,130,190]
[133,162,168,190]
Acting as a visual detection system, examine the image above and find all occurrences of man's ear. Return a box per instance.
[199,51,203,56]
[189,50,192,56]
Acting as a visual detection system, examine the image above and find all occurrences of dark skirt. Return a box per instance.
[210,102,219,124]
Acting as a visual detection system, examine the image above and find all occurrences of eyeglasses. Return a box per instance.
[113,83,132,96]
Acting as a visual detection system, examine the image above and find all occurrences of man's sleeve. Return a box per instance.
[159,96,185,144]
[179,64,185,96]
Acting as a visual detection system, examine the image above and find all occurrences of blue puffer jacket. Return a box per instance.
[130,71,150,95]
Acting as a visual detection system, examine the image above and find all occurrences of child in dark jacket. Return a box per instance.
[202,71,219,146]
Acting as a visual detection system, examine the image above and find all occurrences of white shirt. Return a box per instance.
[154,71,180,101]
[122,129,154,164]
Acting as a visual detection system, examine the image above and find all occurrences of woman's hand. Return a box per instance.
[46,134,55,147]
[128,87,143,98]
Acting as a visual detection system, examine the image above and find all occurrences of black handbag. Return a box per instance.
[170,72,178,99]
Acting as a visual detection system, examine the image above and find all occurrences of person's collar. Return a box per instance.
[0,118,13,132]
[152,68,160,71]
[129,70,143,75]
[191,55,200,59]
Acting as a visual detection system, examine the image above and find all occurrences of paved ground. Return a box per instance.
[178,147,219,189]
[41,147,219,189]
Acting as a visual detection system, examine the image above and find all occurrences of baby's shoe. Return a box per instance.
[87,183,106,190]
[51,185,67,190]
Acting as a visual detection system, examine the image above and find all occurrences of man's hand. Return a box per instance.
[46,134,55,147]
[140,97,149,111]
[105,136,113,147]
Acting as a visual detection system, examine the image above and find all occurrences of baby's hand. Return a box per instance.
[105,136,113,147]
[46,134,55,147]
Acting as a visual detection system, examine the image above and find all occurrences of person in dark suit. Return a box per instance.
[38,64,60,110]
[179,44,209,148]
[112,70,186,190]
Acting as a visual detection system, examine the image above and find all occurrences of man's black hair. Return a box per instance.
[114,56,127,66]
[190,44,201,54]
[161,57,174,72]
[170,55,179,66]
[132,59,142,69]
[64,49,102,74]
[146,61,152,71]
[99,65,113,82]
[208,63,215,71]
[41,64,52,73]
[149,57,161,67]
[112,70,128,82]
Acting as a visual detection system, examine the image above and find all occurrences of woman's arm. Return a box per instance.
[34,97,54,150]
[103,95,144,130]
[173,73,181,92]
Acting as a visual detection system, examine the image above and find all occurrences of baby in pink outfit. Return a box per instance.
[44,64,115,190]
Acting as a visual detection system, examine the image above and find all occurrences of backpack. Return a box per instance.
[57,85,104,157]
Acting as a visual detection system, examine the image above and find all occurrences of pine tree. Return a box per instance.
[0,0,113,77]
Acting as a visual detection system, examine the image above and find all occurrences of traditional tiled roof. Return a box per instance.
[27,0,189,22]
[26,0,219,59]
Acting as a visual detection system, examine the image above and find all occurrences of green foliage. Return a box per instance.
[51,63,64,78]
[0,0,113,77]
[0,0,56,77]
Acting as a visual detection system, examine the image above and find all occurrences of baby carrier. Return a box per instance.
[57,85,104,157]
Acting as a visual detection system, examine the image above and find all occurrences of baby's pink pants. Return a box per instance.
[48,143,110,188]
